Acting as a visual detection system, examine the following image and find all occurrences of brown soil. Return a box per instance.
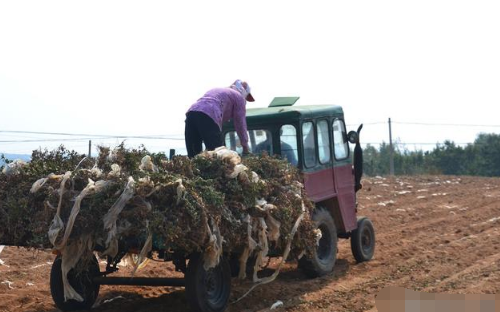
[1,175,499,312]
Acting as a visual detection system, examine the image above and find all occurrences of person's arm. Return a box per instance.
[233,98,249,153]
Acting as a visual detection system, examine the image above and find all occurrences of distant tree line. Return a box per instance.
[362,133,500,177]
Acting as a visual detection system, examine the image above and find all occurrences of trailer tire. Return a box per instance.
[299,208,337,278]
[351,217,375,263]
[50,255,100,311]
[185,253,231,312]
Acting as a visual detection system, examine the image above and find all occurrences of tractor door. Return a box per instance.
[332,119,357,232]
[301,120,335,202]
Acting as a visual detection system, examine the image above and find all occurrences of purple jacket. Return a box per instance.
[187,87,249,149]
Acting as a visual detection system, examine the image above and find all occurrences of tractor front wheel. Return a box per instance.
[350,216,375,263]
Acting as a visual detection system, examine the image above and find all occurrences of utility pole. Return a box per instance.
[388,118,394,176]
[88,140,92,157]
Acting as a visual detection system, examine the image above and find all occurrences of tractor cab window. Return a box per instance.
[252,130,273,155]
[224,129,272,155]
[280,125,298,166]
[302,121,317,168]
[317,120,331,164]
[332,119,348,159]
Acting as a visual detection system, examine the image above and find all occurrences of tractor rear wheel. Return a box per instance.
[350,216,375,263]
[185,253,231,312]
[50,255,100,311]
[299,208,337,278]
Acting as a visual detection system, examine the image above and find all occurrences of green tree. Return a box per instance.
[467,133,500,176]
[359,133,500,177]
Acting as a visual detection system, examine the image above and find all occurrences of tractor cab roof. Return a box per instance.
[243,97,344,126]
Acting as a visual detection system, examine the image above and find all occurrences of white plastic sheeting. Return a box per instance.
[234,200,306,303]
[47,171,72,246]
[0,245,5,267]
[108,164,121,178]
[1,159,27,175]
[41,172,112,303]
[203,218,224,270]
[132,232,152,276]
[55,179,110,250]
[102,177,135,257]
[175,179,186,205]
[139,155,158,173]
[60,235,93,302]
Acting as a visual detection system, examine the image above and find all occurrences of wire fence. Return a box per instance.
[1,119,500,155]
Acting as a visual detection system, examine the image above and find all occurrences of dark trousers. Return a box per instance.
[185,111,223,158]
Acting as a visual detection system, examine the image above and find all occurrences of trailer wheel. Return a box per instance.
[185,253,231,312]
[351,217,375,263]
[299,208,337,278]
[50,255,100,311]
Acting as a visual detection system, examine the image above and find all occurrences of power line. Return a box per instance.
[365,142,491,147]
[347,121,500,127]
[0,130,184,139]
[0,137,110,143]
[346,121,386,127]
[0,136,185,143]
[393,121,500,127]
[364,142,474,145]
[2,119,499,152]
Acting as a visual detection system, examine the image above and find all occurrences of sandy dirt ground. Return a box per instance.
[1,175,499,312]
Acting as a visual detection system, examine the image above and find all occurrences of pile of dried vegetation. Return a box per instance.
[0,145,316,272]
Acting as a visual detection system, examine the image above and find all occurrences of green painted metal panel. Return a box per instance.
[268,97,301,107]
[223,105,344,134]
[241,105,344,125]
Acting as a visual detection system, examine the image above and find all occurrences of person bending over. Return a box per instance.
[184,80,255,158]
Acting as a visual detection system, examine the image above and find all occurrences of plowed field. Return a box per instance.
[1,175,499,312]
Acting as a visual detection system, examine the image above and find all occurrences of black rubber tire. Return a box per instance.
[351,217,376,263]
[185,253,231,312]
[299,208,337,278]
[50,255,100,311]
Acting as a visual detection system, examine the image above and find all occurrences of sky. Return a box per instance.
[1,0,499,156]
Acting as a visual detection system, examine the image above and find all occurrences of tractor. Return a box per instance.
[223,96,374,278]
